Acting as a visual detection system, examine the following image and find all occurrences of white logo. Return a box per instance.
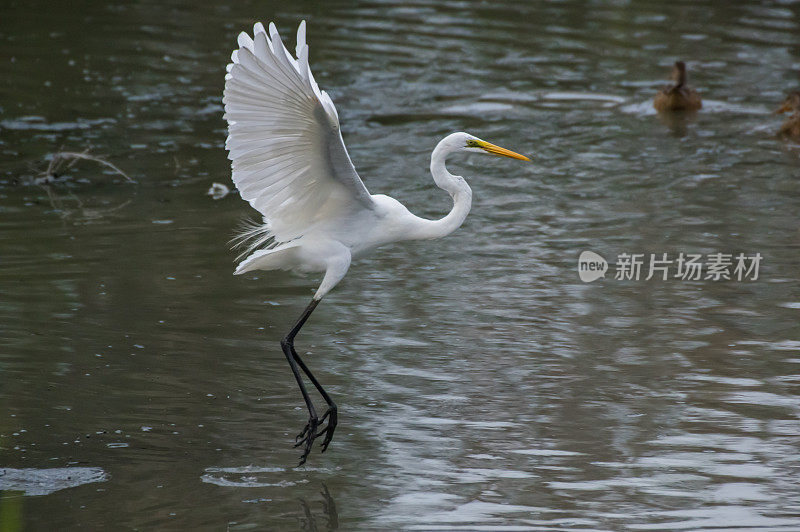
[577,251,762,282]
[578,251,608,282]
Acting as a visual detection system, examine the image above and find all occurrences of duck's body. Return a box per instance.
[776,91,800,139]
[779,118,800,138]
[653,61,702,112]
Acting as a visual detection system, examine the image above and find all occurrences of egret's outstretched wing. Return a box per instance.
[223,21,374,242]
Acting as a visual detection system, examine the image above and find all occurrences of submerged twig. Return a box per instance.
[36,150,134,185]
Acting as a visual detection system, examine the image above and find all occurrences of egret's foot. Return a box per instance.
[294,416,319,466]
[295,420,312,442]
[317,405,338,453]
[292,406,338,464]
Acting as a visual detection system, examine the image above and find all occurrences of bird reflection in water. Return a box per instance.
[298,483,339,531]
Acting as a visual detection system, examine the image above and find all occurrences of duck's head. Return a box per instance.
[775,91,800,115]
[670,61,688,87]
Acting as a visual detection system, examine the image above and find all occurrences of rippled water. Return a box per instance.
[2,0,800,529]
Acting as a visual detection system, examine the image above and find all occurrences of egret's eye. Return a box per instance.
[465,139,481,148]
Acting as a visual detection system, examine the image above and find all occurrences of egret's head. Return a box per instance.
[442,132,530,161]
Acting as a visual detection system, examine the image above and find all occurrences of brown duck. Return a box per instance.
[653,61,702,112]
[775,91,800,139]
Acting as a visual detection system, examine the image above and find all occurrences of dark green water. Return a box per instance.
[2,0,800,530]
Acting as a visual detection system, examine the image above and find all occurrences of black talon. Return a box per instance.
[318,406,338,453]
[294,417,318,447]
[295,422,311,442]
[318,404,336,425]
[295,416,320,466]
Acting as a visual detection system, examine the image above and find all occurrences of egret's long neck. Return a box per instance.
[407,140,473,240]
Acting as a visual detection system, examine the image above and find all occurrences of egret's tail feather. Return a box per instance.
[230,218,277,261]
[235,243,301,275]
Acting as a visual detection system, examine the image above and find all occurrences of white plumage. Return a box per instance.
[225,22,372,245]
[222,20,529,465]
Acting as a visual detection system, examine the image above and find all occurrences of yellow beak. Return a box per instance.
[476,140,531,161]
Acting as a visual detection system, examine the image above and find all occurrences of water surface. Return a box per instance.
[2,0,800,529]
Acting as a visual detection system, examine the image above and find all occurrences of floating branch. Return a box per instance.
[36,150,135,184]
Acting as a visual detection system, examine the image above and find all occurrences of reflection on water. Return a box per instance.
[0,467,107,496]
[2,0,800,529]
[298,484,339,532]
[202,466,309,488]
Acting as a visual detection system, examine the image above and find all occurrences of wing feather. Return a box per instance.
[224,20,374,243]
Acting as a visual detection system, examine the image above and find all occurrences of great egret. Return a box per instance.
[223,20,529,465]
[653,61,702,112]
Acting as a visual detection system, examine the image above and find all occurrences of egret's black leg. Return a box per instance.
[280,298,337,464]
[280,334,317,465]
[290,348,338,452]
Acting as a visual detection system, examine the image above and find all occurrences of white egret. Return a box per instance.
[223,20,529,465]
